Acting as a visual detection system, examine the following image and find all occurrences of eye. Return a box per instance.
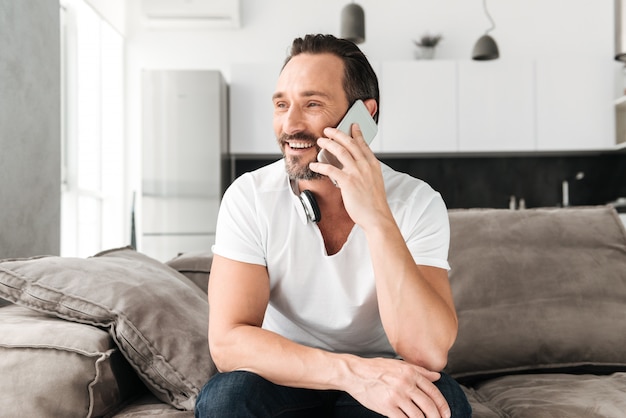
[274,101,288,110]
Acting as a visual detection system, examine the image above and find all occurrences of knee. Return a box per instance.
[435,373,472,418]
[195,378,220,418]
[194,371,269,418]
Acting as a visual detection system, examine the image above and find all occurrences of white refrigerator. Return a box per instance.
[141,70,228,261]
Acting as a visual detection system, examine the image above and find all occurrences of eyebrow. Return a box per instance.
[272,90,332,101]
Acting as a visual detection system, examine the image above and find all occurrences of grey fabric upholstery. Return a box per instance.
[166,250,212,294]
[2,206,625,417]
[0,247,217,411]
[446,206,626,416]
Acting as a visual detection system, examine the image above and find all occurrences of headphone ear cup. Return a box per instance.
[300,190,321,223]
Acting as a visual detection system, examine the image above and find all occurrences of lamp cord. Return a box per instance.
[483,0,496,34]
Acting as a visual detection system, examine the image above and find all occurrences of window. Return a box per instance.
[60,0,127,257]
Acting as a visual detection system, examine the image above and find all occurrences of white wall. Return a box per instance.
[85,0,126,35]
[124,0,615,190]
[126,0,613,72]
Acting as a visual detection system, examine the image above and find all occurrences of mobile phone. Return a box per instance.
[317,99,378,169]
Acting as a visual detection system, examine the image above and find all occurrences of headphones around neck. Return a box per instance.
[299,189,321,223]
[290,179,321,224]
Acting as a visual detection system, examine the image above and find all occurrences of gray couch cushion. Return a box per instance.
[467,372,626,418]
[445,206,626,381]
[166,251,212,294]
[0,304,140,417]
[0,247,217,410]
[112,393,193,417]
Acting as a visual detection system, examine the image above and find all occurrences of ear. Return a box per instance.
[363,98,378,119]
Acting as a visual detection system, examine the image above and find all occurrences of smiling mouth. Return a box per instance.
[286,141,315,150]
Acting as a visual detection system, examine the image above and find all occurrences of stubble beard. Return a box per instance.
[285,154,324,180]
[279,133,324,181]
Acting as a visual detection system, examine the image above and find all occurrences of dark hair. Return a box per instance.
[283,34,380,122]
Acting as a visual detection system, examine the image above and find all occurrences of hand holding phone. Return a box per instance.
[317,99,378,169]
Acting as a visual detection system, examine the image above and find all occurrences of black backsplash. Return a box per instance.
[233,151,626,209]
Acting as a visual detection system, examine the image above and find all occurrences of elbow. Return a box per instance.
[209,345,226,373]
[208,331,235,373]
[392,325,458,372]
[397,342,451,372]
[420,348,450,372]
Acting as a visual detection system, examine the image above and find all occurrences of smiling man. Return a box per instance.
[195,34,471,418]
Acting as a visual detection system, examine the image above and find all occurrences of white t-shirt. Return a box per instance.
[212,160,450,358]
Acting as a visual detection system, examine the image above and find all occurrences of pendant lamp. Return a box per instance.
[472,0,499,60]
[341,2,365,44]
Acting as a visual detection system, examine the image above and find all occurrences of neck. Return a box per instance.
[297,177,342,202]
[297,177,350,222]
[297,177,354,255]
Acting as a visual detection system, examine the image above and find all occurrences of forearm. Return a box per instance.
[364,216,458,370]
[210,322,354,390]
[210,322,450,418]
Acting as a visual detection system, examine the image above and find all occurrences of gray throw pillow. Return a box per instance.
[0,304,141,417]
[445,206,626,382]
[166,251,213,294]
[0,246,217,410]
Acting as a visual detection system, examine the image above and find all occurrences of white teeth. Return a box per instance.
[287,141,314,149]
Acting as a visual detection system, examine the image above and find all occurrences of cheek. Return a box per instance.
[272,115,282,137]
[304,115,331,137]
[273,110,289,133]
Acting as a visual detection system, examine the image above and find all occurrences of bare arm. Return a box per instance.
[367,222,458,370]
[310,123,458,370]
[208,254,338,388]
[208,254,451,418]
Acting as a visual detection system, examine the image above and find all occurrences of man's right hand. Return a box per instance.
[342,356,451,418]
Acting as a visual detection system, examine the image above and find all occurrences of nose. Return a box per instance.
[281,105,306,135]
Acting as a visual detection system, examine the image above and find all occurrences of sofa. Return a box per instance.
[1,205,625,417]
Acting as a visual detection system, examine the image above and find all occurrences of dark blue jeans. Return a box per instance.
[195,370,472,417]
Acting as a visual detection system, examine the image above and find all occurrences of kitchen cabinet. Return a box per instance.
[230,59,616,155]
[141,70,228,261]
[458,60,535,151]
[379,61,457,153]
[536,60,615,151]
[379,60,534,153]
[615,64,626,148]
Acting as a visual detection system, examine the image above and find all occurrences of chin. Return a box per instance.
[284,155,323,181]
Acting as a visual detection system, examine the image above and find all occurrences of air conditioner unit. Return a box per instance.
[141,0,240,28]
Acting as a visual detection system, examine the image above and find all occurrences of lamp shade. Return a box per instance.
[472,34,499,60]
[341,3,365,44]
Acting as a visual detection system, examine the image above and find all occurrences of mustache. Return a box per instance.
[279,132,318,143]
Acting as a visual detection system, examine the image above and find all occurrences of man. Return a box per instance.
[195,34,471,417]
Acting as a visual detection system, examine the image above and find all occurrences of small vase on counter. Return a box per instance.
[415,46,436,60]
[413,33,442,60]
